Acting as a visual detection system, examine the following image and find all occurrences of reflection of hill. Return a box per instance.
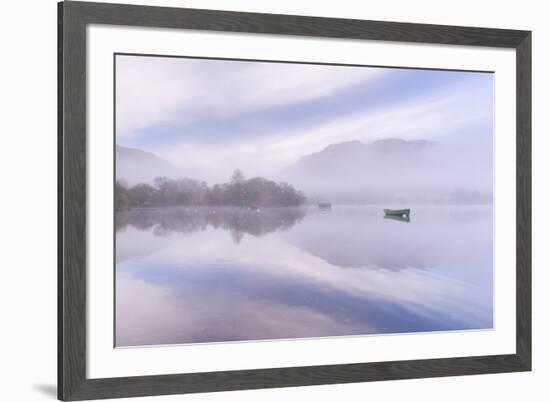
[116,206,306,242]
[116,227,169,264]
[284,208,427,271]
[285,207,492,272]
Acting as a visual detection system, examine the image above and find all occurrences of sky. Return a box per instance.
[115,54,494,184]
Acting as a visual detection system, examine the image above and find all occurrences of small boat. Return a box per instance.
[384,208,410,217]
[247,204,260,211]
[318,202,332,209]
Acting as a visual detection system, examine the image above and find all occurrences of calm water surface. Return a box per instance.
[115,205,493,347]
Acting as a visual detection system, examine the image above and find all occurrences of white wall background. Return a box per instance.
[0,0,547,401]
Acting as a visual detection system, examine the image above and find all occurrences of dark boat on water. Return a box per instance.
[384,213,410,223]
[318,202,332,209]
[384,208,410,218]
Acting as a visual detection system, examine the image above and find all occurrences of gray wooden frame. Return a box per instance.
[58,1,531,400]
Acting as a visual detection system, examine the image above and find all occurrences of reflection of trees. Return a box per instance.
[115,206,306,242]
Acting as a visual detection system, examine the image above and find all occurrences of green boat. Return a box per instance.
[384,214,410,223]
[384,208,410,217]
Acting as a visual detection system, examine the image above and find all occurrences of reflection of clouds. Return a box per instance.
[116,272,373,347]
[116,206,493,346]
[116,274,185,347]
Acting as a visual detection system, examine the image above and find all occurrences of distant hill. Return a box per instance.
[295,139,437,169]
[282,138,493,204]
[116,145,181,185]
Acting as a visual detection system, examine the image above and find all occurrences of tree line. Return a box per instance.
[115,170,306,209]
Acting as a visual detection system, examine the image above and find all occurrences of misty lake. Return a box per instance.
[115,205,493,347]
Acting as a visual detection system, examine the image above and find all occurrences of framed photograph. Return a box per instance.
[58,1,531,400]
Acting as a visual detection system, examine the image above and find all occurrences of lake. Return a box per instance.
[115,205,493,347]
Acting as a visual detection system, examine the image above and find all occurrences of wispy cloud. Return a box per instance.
[116,55,493,184]
[116,55,385,137]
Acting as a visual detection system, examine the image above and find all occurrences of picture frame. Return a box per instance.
[58,1,531,400]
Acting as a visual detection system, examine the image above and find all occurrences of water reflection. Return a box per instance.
[116,205,493,347]
[116,206,305,243]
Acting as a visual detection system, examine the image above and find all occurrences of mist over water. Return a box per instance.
[114,57,495,347]
[281,139,493,205]
[115,205,493,347]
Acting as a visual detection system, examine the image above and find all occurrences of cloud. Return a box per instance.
[116,55,493,184]
[116,55,385,138]
[151,74,492,183]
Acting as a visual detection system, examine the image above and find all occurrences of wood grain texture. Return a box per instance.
[515,32,532,370]
[65,1,528,47]
[59,1,88,400]
[66,354,529,401]
[58,1,532,400]
[57,2,64,399]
